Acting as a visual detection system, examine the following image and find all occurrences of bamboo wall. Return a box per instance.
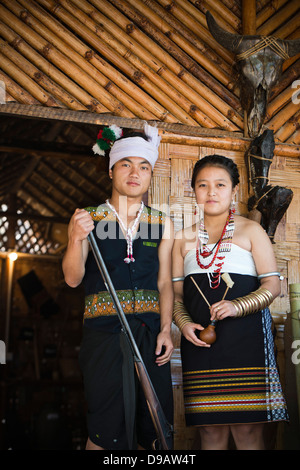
[148,138,300,449]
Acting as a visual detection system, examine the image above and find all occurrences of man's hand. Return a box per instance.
[155,331,174,366]
[68,208,95,242]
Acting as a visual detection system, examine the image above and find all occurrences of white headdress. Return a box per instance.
[92,122,160,169]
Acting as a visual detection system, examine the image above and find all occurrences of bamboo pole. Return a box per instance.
[0,20,103,113]
[242,0,256,35]
[39,0,206,127]
[88,0,243,127]
[3,0,143,117]
[270,60,300,101]
[157,0,236,64]
[0,40,86,111]
[268,101,300,134]
[4,0,136,117]
[289,283,300,424]
[33,0,191,125]
[256,0,289,29]
[109,0,240,110]
[81,0,240,126]
[0,71,39,105]
[222,0,241,18]
[287,129,300,145]
[92,0,240,115]
[128,0,235,70]
[0,3,110,114]
[266,87,298,120]
[70,0,213,127]
[274,109,300,142]
[192,0,240,30]
[0,49,59,107]
[257,0,300,36]
[3,92,16,103]
[150,0,235,79]
[25,0,177,122]
[272,14,300,41]
[0,21,110,113]
[62,0,241,130]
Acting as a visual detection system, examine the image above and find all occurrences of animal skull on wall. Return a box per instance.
[206,11,300,137]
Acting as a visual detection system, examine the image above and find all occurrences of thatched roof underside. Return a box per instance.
[0,114,111,253]
[0,0,299,141]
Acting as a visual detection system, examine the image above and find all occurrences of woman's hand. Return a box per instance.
[181,323,211,348]
[210,300,237,321]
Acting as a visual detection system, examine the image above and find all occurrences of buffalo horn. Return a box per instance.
[206,11,241,52]
[284,38,300,58]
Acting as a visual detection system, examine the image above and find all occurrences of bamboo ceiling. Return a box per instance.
[0,0,299,254]
[0,0,299,142]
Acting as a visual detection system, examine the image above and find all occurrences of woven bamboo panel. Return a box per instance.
[0,0,299,141]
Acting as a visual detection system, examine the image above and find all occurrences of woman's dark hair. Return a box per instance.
[191,155,240,189]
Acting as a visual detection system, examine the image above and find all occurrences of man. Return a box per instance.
[62,123,174,450]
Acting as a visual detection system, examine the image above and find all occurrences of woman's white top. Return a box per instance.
[184,243,257,278]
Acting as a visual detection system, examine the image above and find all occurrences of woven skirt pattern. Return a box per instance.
[181,273,289,427]
[182,309,288,426]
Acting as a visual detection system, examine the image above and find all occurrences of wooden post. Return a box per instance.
[242,0,257,137]
[4,194,17,351]
[289,283,300,425]
[242,0,257,35]
[4,253,17,351]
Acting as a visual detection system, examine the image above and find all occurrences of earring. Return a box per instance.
[231,199,236,213]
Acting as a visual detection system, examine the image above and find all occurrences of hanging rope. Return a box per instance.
[247,152,272,186]
[236,36,290,61]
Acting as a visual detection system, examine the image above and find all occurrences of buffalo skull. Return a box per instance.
[206,11,300,137]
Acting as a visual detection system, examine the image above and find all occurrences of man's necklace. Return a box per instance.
[106,199,144,263]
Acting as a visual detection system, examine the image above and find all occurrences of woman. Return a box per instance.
[172,155,288,450]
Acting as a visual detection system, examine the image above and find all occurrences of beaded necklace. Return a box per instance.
[196,208,235,288]
[106,199,144,263]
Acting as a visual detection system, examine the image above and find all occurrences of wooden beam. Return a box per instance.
[0,211,69,224]
[160,132,300,158]
[0,103,243,138]
[0,143,93,162]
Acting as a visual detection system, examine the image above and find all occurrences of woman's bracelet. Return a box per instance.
[173,300,193,332]
[231,287,274,318]
[257,271,284,281]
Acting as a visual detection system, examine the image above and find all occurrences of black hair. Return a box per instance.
[119,128,150,141]
[191,155,240,189]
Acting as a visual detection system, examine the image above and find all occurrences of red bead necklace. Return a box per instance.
[196,209,234,288]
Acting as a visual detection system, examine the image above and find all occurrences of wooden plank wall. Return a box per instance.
[148,138,300,449]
